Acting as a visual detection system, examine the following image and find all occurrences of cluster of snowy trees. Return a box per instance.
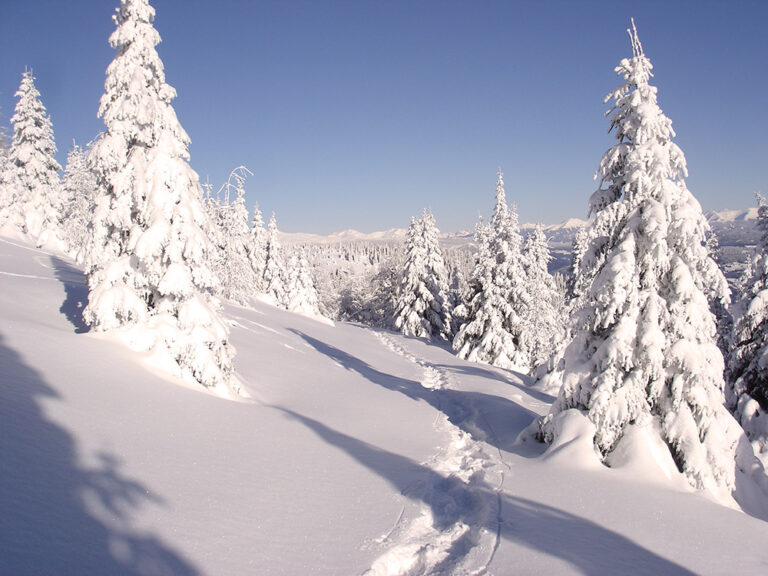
[201,167,321,316]
[386,175,566,376]
[2,2,768,501]
[366,19,768,501]
[0,0,319,394]
[532,21,767,498]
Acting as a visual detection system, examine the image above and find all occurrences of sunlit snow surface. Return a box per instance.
[2,234,768,575]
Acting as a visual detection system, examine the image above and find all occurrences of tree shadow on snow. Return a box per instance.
[50,255,90,334]
[276,407,697,576]
[436,362,557,404]
[290,329,541,454]
[0,334,199,575]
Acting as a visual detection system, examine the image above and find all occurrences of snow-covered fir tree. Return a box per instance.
[0,114,12,226]
[7,70,63,244]
[448,265,468,336]
[569,225,589,298]
[539,21,745,494]
[421,210,453,338]
[392,210,452,340]
[60,141,98,257]
[263,212,288,306]
[522,224,566,373]
[705,227,733,357]
[452,171,530,369]
[728,194,768,457]
[211,167,256,305]
[338,256,401,327]
[247,203,268,294]
[83,0,235,391]
[285,249,321,316]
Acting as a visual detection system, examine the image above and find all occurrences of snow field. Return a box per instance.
[4,235,768,575]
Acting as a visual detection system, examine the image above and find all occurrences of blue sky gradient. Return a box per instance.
[1,0,766,233]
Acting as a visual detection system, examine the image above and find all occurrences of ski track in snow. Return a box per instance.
[366,332,510,576]
[0,270,54,281]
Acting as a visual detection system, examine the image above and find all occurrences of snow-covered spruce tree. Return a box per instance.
[448,265,468,335]
[61,142,98,257]
[705,227,733,357]
[393,216,428,336]
[539,21,743,493]
[247,203,267,294]
[0,116,12,227]
[285,249,321,316]
[392,210,452,340]
[211,167,256,305]
[8,70,63,243]
[83,0,235,391]
[523,224,566,373]
[569,225,590,299]
[452,171,530,369]
[421,210,453,338]
[263,212,288,306]
[728,195,768,453]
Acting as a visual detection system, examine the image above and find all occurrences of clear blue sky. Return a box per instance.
[1,0,766,234]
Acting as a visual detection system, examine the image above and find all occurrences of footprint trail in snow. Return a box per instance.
[365,332,511,576]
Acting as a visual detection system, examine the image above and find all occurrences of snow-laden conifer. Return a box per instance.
[522,224,566,373]
[8,70,63,243]
[0,117,12,227]
[393,210,452,340]
[263,213,288,306]
[212,167,256,305]
[285,250,321,316]
[61,142,98,257]
[247,203,267,293]
[569,225,589,298]
[728,195,768,457]
[540,21,743,493]
[83,0,235,391]
[421,210,453,338]
[452,172,530,369]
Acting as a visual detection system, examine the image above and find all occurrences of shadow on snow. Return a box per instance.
[290,329,541,454]
[276,407,697,576]
[50,255,90,334]
[0,334,199,575]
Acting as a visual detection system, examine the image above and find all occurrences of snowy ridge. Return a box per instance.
[280,209,754,248]
[281,218,590,246]
[706,207,759,222]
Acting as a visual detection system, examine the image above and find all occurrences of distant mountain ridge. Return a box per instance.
[705,207,758,223]
[281,209,754,246]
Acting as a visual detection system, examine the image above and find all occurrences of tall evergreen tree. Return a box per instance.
[247,203,268,294]
[83,0,235,391]
[569,225,590,299]
[421,209,453,338]
[452,171,530,369]
[285,249,321,316]
[728,195,768,453]
[393,210,452,340]
[522,224,566,373]
[61,141,98,257]
[0,111,12,226]
[8,70,63,243]
[263,212,288,306]
[540,21,743,493]
[212,167,256,305]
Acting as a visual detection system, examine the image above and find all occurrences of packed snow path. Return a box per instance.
[4,235,768,575]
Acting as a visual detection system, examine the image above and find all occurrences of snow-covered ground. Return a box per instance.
[3,233,768,575]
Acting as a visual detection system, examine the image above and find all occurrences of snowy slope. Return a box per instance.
[3,234,768,575]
